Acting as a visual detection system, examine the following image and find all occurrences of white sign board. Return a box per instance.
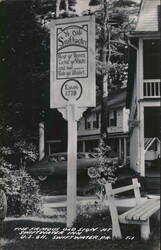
[50,15,96,108]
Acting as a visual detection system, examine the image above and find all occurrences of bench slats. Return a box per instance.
[105,178,160,240]
[132,199,159,220]
[140,200,160,221]
[119,199,160,222]
[119,199,152,220]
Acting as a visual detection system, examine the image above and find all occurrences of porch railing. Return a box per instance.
[143,79,161,98]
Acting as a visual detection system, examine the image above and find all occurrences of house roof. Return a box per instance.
[135,0,160,33]
[93,88,127,112]
[130,0,161,38]
[127,0,161,107]
[144,137,160,152]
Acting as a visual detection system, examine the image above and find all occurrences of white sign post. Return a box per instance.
[50,15,95,227]
[66,103,77,226]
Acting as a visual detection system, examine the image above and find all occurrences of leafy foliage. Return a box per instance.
[0,0,50,140]
[84,0,139,136]
[0,125,38,171]
[0,165,41,217]
[88,134,117,200]
[0,0,78,155]
[87,0,139,90]
[0,135,40,217]
[34,0,77,22]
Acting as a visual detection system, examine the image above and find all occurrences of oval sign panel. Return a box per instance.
[61,79,82,101]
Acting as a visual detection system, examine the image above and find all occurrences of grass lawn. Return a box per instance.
[1,211,160,250]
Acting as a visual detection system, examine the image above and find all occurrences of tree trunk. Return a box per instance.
[56,0,61,17]
[65,0,69,13]
[39,121,45,160]
[100,0,111,142]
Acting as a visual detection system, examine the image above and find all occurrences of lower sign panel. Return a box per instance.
[61,79,82,101]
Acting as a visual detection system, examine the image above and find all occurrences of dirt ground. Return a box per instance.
[0,212,160,250]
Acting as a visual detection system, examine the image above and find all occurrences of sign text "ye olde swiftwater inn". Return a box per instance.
[50,16,95,108]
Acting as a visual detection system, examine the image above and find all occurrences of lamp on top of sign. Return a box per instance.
[50,15,96,109]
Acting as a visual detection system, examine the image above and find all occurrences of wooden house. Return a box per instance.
[78,88,129,163]
[127,0,161,176]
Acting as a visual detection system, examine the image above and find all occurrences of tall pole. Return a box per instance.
[65,0,69,13]
[51,14,95,227]
[100,0,110,140]
[56,0,61,18]
[67,103,77,227]
[55,0,77,227]
[39,121,45,160]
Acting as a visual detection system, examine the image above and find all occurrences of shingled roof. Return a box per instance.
[135,0,161,33]
[93,88,127,112]
[127,0,161,108]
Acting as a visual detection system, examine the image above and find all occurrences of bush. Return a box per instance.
[0,142,38,169]
[0,166,41,217]
[88,135,117,200]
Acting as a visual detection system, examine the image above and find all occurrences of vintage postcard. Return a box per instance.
[0,0,160,250]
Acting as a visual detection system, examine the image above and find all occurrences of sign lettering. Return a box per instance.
[56,25,88,79]
[50,16,95,108]
[61,79,82,101]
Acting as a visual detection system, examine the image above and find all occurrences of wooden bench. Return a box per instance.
[104,178,160,240]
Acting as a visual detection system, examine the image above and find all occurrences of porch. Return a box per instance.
[143,39,160,99]
[144,137,160,179]
[144,107,160,180]
[145,176,160,195]
[145,155,160,194]
[145,160,160,177]
[143,79,161,98]
[115,161,160,195]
